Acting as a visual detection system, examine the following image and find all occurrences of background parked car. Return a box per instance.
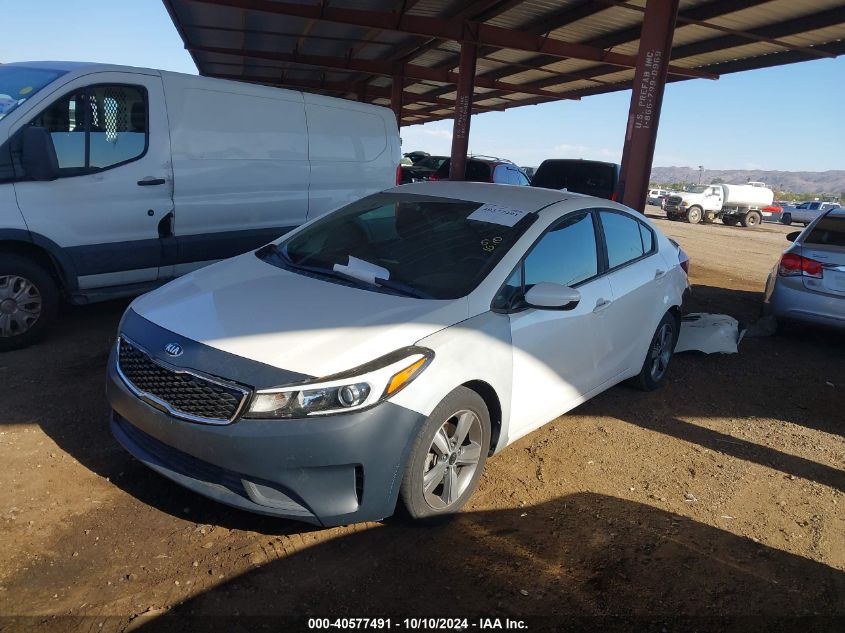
[403,151,430,164]
[530,159,620,200]
[0,61,400,350]
[400,155,448,183]
[780,201,841,226]
[764,207,845,330]
[429,156,530,185]
[647,188,670,208]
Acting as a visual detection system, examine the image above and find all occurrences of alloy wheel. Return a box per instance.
[649,322,674,382]
[422,409,483,510]
[0,275,43,338]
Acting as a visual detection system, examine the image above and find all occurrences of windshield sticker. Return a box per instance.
[19,86,33,95]
[333,256,390,285]
[468,204,530,227]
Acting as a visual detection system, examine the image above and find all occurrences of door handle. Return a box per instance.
[137,177,166,186]
[593,298,612,313]
[654,269,667,279]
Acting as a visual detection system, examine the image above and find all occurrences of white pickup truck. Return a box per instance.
[664,182,774,228]
[780,201,841,226]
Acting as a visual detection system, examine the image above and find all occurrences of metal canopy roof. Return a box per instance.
[164,0,845,126]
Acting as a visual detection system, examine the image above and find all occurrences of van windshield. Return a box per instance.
[0,66,68,120]
[256,192,537,300]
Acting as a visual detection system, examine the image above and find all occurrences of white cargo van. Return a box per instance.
[0,62,400,350]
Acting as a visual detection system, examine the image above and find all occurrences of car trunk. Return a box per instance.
[801,214,845,297]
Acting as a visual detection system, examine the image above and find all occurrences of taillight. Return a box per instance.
[610,192,618,202]
[428,172,442,181]
[778,253,823,278]
[396,164,402,185]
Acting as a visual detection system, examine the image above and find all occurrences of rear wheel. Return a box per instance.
[722,216,738,226]
[0,255,60,352]
[741,210,762,228]
[781,213,792,225]
[686,206,703,224]
[631,312,678,391]
[400,387,491,523]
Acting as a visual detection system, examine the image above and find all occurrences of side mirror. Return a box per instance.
[524,282,581,310]
[786,231,801,243]
[22,126,59,181]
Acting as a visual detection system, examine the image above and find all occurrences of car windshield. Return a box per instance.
[257,192,537,300]
[0,66,68,120]
[688,185,708,193]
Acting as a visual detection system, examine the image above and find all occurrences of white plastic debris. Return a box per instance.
[675,313,743,355]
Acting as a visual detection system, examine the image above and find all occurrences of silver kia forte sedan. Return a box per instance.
[764,207,845,330]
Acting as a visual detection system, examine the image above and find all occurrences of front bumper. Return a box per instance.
[107,346,426,527]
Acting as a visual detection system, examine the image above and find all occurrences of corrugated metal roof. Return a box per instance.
[165,0,845,125]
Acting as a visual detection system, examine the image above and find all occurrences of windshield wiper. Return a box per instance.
[259,244,431,299]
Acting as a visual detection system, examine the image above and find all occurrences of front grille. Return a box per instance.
[667,196,683,205]
[117,337,248,424]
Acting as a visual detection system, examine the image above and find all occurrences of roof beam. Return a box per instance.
[186,0,715,79]
[190,44,579,99]
[204,72,507,115]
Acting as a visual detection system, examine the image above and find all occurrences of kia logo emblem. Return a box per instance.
[164,343,183,357]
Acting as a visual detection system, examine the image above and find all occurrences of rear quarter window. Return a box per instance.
[805,216,845,247]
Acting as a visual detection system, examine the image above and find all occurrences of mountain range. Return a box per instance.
[650,167,845,194]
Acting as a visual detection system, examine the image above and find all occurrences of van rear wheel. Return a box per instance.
[0,255,59,352]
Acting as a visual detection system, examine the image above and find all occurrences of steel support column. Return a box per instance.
[619,0,680,212]
[448,41,477,181]
[390,76,404,126]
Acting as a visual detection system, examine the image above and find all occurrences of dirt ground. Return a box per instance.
[1,209,843,632]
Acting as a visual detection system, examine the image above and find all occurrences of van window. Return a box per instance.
[29,84,148,175]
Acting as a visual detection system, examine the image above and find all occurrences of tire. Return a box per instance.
[400,386,491,523]
[686,206,703,224]
[741,210,762,228]
[722,216,738,226]
[0,255,60,352]
[781,213,792,226]
[631,311,678,392]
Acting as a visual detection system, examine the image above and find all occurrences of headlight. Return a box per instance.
[243,347,433,419]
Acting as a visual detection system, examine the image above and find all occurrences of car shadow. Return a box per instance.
[130,492,845,631]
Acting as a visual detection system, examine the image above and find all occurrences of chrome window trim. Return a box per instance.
[116,335,251,425]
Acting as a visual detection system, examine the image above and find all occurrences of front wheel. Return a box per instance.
[686,206,703,224]
[0,255,60,352]
[631,312,678,392]
[400,386,491,523]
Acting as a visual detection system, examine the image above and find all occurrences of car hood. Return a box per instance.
[129,253,469,377]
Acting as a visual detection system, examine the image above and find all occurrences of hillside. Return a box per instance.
[650,167,845,194]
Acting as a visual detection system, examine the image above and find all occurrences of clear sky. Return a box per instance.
[4,0,843,172]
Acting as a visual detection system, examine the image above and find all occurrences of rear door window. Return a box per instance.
[600,210,653,269]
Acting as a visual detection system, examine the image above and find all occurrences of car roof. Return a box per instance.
[387,181,589,211]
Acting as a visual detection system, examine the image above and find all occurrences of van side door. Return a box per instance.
[163,82,309,276]
[12,72,172,291]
